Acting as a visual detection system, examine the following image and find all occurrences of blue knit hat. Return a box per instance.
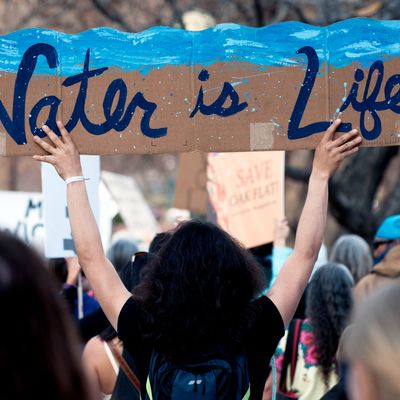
[375,215,400,240]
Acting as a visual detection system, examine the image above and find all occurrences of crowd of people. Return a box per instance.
[1,119,400,400]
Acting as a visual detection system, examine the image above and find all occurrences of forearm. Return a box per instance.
[270,246,293,289]
[292,170,329,267]
[67,181,105,267]
[268,171,329,324]
[266,120,361,325]
[67,180,130,329]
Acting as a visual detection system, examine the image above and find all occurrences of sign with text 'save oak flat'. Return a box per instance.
[207,151,285,248]
[0,18,400,156]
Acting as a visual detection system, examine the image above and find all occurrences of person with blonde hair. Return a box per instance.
[329,234,373,284]
[343,283,400,400]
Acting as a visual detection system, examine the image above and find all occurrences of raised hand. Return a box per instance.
[268,119,362,326]
[33,121,131,331]
[274,217,290,248]
[32,121,82,180]
[66,257,82,286]
[313,119,362,179]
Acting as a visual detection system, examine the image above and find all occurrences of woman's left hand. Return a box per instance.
[32,121,83,180]
[312,119,362,180]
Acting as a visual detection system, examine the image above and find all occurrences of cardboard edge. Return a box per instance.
[0,131,6,156]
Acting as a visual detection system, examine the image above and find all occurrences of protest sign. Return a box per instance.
[101,171,160,245]
[207,151,284,248]
[0,19,399,156]
[41,155,100,258]
[0,190,44,247]
[173,151,208,214]
[99,180,119,248]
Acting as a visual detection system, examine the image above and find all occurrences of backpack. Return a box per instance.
[145,348,250,400]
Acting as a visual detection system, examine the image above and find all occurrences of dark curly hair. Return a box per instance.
[306,263,354,387]
[132,220,266,357]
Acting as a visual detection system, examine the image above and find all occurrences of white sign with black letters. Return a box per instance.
[0,191,44,248]
[41,156,100,258]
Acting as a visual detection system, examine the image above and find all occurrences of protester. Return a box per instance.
[320,327,351,400]
[372,214,400,264]
[329,234,373,284]
[269,217,292,289]
[270,217,328,319]
[106,238,139,273]
[266,263,354,399]
[33,118,361,399]
[0,230,92,400]
[270,218,328,288]
[159,207,191,231]
[83,326,125,400]
[60,256,100,320]
[343,283,400,400]
[78,232,170,343]
[82,238,149,400]
[355,214,400,300]
[50,256,100,319]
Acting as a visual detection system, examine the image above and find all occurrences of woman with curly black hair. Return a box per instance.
[273,263,354,399]
[33,119,361,400]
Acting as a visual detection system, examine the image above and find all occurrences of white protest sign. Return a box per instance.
[0,190,44,249]
[99,180,119,250]
[102,171,160,245]
[41,156,100,258]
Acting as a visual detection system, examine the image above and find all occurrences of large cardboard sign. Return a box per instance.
[207,151,284,248]
[41,156,100,258]
[0,19,400,156]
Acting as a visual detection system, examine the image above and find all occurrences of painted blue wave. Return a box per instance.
[0,18,399,76]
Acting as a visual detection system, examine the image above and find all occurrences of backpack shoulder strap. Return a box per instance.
[278,319,302,391]
[109,343,142,394]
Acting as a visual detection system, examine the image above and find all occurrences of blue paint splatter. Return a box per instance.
[0,18,399,76]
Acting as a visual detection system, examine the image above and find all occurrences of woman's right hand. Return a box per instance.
[32,121,83,180]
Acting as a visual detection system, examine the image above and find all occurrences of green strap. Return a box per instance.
[242,384,251,400]
[146,376,153,400]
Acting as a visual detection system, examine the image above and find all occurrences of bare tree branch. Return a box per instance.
[329,146,399,239]
[378,0,400,19]
[234,1,254,26]
[333,147,398,210]
[284,0,312,24]
[253,0,264,27]
[285,164,311,182]
[328,179,377,240]
[5,0,46,31]
[165,0,184,27]
[270,2,290,24]
[90,0,135,32]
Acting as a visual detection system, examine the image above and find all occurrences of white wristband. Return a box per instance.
[65,176,89,185]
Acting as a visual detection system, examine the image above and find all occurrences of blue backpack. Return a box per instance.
[145,349,250,400]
